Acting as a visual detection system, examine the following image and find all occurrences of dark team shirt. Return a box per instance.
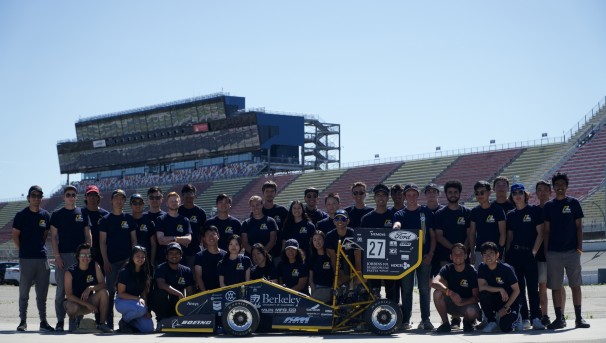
[304,206,328,225]
[393,206,435,254]
[13,207,51,259]
[194,248,226,291]
[543,196,584,252]
[316,216,336,234]
[154,262,194,293]
[117,266,148,297]
[325,227,356,265]
[262,204,288,229]
[434,205,471,260]
[251,262,274,280]
[155,213,192,264]
[82,207,109,252]
[132,215,156,258]
[360,209,394,228]
[274,259,309,294]
[309,253,334,287]
[282,220,315,257]
[506,205,543,249]
[241,216,278,256]
[205,215,242,252]
[67,262,98,298]
[493,200,515,215]
[50,207,89,254]
[99,212,137,263]
[535,206,547,262]
[217,255,252,286]
[344,205,374,228]
[470,203,506,250]
[478,262,519,305]
[178,205,207,256]
[438,263,478,299]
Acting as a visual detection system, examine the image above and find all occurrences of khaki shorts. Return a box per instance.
[537,261,547,284]
[444,296,481,319]
[546,250,582,289]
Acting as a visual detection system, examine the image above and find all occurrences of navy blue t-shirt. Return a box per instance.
[281,220,315,257]
[13,207,51,259]
[506,205,543,249]
[262,204,288,229]
[99,212,137,263]
[304,206,328,225]
[325,227,356,266]
[217,255,252,286]
[493,200,515,215]
[67,262,98,298]
[360,209,394,228]
[194,248,226,291]
[178,205,207,256]
[155,213,192,263]
[251,262,274,280]
[132,215,156,258]
[543,197,584,252]
[309,253,334,288]
[470,203,506,251]
[205,215,242,252]
[434,205,471,260]
[344,205,374,229]
[438,263,478,299]
[82,207,109,252]
[478,262,519,304]
[50,207,90,254]
[393,206,435,254]
[274,259,309,294]
[316,217,336,234]
[117,266,148,297]
[241,216,278,255]
[154,262,194,293]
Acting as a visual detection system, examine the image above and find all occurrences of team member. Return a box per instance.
[344,182,373,228]
[130,194,157,266]
[13,185,54,332]
[205,193,242,251]
[424,183,445,278]
[325,210,362,285]
[505,183,545,330]
[273,239,309,295]
[431,243,480,333]
[303,187,328,224]
[282,200,315,257]
[477,241,521,333]
[241,195,278,256]
[145,186,165,222]
[316,192,340,234]
[82,185,109,272]
[218,235,252,287]
[390,184,405,212]
[434,180,472,265]
[492,176,515,214]
[543,173,590,329]
[261,180,288,258]
[50,185,92,331]
[64,243,113,333]
[469,181,506,267]
[99,189,138,329]
[178,184,206,269]
[309,231,334,303]
[150,242,195,322]
[194,225,226,292]
[250,243,274,280]
[392,183,436,330]
[115,246,154,333]
[155,192,192,265]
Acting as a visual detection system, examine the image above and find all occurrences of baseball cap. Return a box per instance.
[85,185,100,195]
[130,193,144,202]
[373,184,390,195]
[111,189,127,199]
[166,242,182,254]
[28,185,43,196]
[64,185,77,194]
[403,183,420,194]
[284,239,299,250]
[423,183,440,193]
[335,209,348,218]
[304,187,319,196]
[510,183,526,193]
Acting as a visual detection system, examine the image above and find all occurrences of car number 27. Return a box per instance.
[366,239,385,259]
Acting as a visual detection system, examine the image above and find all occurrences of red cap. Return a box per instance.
[85,185,100,195]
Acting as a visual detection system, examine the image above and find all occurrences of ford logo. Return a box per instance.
[389,231,418,241]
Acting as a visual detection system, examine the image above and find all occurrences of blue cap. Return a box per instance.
[510,183,525,193]
[285,239,299,250]
[335,209,348,218]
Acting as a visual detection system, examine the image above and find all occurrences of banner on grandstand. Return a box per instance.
[92,139,106,148]
[193,123,209,132]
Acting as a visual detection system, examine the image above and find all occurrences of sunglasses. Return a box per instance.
[352,191,365,196]
[79,253,92,258]
[131,201,144,206]
[512,190,525,196]
[29,194,43,199]
[474,190,487,196]
[149,195,162,200]
[333,216,348,222]
[306,194,318,199]
[65,193,77,198]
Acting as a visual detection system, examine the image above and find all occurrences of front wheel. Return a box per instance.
[364,299,402,335]
[221,300,260,336]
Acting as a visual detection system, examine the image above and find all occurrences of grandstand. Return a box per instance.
[1,93,605,258]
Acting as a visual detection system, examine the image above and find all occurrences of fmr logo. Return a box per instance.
[225,291,236,302]
[250,294,261,307]
[283,317,310,324]
[389,231,418,242]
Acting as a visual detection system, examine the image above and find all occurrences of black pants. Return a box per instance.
[479,291,521,332]
[506,248,541,320]
[149,289,179,321]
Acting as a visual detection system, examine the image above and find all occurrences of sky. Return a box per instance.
[0,1,605,200]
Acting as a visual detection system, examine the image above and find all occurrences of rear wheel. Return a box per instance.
[221,300,259,336]
[364,299,402,335]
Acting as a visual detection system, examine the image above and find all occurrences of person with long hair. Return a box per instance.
[250,243,273,280]
[218,235,251,287]
[308,231,333,303]
[115,245,154,333]
[273,239,309,295]
[282,200,315,258]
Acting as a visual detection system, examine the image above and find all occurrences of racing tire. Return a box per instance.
[364,299,402,335]
[221,300,260,336]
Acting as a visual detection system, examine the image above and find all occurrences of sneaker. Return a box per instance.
[450,317,461,329]
[482,321,498,333]
[418,319,434,330]
[400,322,413,330]
[546,317,566,330]
[40,321,55,332]
[575,318,590,328]
[532,317,545,330]
[118,319,135,333]
[463,320,474,332]
[17,321,27,332]
[97,323,114,334]
[55,321,64,332]
[475,319,487,330]
[513,320,525,331]
[436,323,451,333]
[522,319,531,330]
[68,318,78,332]
[541,315,551,326]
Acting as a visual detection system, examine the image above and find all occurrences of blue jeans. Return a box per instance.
[400,262,431,323]
[115,297,154,333]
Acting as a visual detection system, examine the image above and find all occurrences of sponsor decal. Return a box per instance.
[275,308,296,313]
[212,301,221,311]
[389,248,398,255]
[186,302,199,306]
[250,294,261,307]
[389,231,418,242]
[399,242,412,247]
[225,291,236,302]
[370,232,386,237]
[401,254,410,260]
[356,237,363,242]
[389,241,398,247]
[171,319,212,328]
[283,317,310,324]
[262,293,301,305]
[307,304,321,312]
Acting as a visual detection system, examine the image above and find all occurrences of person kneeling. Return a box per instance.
[64,243,113,333]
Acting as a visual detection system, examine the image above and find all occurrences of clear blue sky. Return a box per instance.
[1,1,605,200]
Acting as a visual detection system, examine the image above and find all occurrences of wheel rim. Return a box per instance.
[371,305,397,330]
[226,306,253,332]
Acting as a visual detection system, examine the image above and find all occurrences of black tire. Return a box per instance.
[364,299,402,335]
[221,300,260,336]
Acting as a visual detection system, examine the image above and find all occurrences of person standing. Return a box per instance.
[492,176,515,214]
[543,172,590,329]
[81,185,109,272]
[130,194,157,267]
[390,184,405,212]
[12,185,54,332]
[344,182,373,229]
[50,185,92,331]
[303,187,328,225]
[469,181,506,268]
[145,186,165,268]
[241,195,278,257]
[205,194,242,252]
[261,181,288,258]
[155,192,192,265]
[178,184,206,269]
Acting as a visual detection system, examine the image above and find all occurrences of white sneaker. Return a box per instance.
[522,319,531,330]
[513,321,524,331]
[532,317,546,330]
[482,321,498,333]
